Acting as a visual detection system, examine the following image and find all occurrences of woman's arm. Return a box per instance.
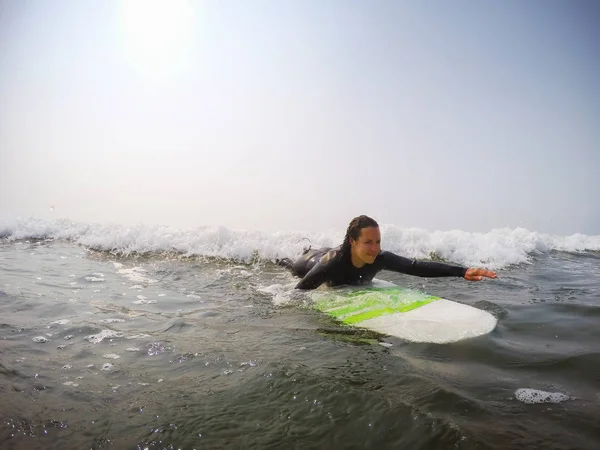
[295,260,331,289]
[380,251,496,279]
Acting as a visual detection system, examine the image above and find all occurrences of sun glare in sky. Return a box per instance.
[118,0,195,78]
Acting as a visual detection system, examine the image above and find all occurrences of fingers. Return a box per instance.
[475,269,497,279]
[465,268,497,281]
[465,275,483,281]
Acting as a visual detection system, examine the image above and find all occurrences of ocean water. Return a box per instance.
[1,218,599,450]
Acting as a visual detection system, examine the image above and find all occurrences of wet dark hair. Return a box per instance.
[338,215,379,262]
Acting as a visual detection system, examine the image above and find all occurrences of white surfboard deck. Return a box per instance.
[358,299,497,343]
[311,282,497,344]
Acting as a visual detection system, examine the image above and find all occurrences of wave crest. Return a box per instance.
[1,218,598,269]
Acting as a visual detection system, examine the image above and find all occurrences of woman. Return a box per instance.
[278,215,497,290]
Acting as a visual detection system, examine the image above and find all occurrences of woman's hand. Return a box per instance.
[464,268,497,281]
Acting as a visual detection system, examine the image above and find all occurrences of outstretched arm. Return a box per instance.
[380,251,496,280]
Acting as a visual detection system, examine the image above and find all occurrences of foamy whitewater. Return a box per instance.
[2,217,599,268]
[1,217,599,449]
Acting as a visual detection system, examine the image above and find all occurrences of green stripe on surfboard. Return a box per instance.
[314,287,440,326]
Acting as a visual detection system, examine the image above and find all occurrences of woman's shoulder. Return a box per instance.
[377,250,412,264]
[321,246,341,263]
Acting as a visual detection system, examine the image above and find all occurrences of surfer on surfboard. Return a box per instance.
[277,215,497,290]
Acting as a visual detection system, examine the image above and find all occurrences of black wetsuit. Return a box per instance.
[279,247,468,290]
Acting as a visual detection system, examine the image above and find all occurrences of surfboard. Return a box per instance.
[311,282,497,344]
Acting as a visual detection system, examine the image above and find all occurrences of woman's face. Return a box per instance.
[350,226,381,266]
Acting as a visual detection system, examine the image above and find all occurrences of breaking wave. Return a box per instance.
[1,217,599,269]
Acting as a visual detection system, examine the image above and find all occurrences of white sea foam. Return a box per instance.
[133,299,157,304]
[84,330,122,344]
[118,267,157,284]
[101,363,118,372]
[257,283,311,306]
[51,319,70,325]
[1,218,598,269]
[515,388,571,404]
[127,334,151,339]
[84,276,104,282]
[257,284,295,306]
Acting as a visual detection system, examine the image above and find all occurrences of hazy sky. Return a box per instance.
[1,0,598,235]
